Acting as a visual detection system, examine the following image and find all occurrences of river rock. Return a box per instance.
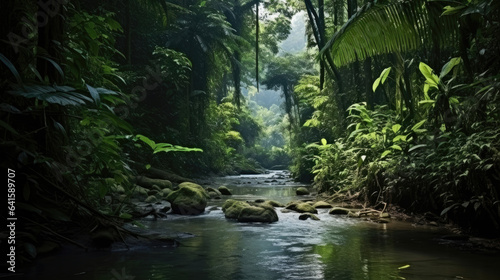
[222,199,278,223]
[263,200,285,208]
[111,185,125,194]
[206,187,222,196]
[132,185,148,198]
[296,187,310,196]
[238,204,278,223]
[299,213,320,221]
[329,207,351,215]
[145,195,157,203]
[222,199,250,219]
[313,201,333,208]
[218,186,232,195]
[166,182,209,215]
[285,201,318,214]
[161,188,172,197]
[135,176,173,189]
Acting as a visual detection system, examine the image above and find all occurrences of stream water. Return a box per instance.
[24,171,500,279]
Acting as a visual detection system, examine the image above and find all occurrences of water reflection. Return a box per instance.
[24,171,500,280]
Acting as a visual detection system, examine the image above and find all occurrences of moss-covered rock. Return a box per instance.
[329,207,352,215]
[145,195,158,203]
[238,204,278,223]
[296,187,310,196]
[132,185,148,198]
[263,200,285,208]
[111,185,125,194]
[161,188,172,197]
[135,176,173,189]
[299,213,320,221]
[222,199,250,219]
[218,186,232,195]
[313,201,332,208]
[207,187,222,196]
[222,199,278,223]
[285,201,318,213]
[166,182,209,215]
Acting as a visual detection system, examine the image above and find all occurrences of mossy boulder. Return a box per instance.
[218,186,232,195]
[111,185,125,194]
[222,199,278,223]
[161,188,173,197]
[222,199,250,219]
[329,207,352,215]
[296,187,310,196]
[145,195,158,203]
[313,201,332,208]
[262,200,285,208]
[285,201,318,214]
[132,185,148,198]
[238,204,278,223]
[299,213,320,221]
[135,176,173,189]
[207,187,222,196]
[166,182,209,215]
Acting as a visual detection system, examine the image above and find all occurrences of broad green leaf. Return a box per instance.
[419,62,439,87]
[392,124,402,133]
[393,135,407,142]
[119,213,133,219]
[321,138,327,146]
[0,53,22,84]
[440,57,462,79]
[381,150,391,158]
[86,84,100,106]
[390,145,402,151]
[411,120,426,132]
[442,5,466,16]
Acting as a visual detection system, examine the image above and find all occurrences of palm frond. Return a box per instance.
[321,0,460,67]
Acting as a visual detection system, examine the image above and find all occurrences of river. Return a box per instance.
[24,171,500,279]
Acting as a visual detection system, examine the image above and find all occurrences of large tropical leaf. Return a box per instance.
[8,85,93,106]
[321,0,460,67]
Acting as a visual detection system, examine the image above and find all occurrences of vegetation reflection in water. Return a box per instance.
[24,173,500,280]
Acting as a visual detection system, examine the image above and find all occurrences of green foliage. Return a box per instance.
[322,0,460,66]
[135,134,202,154]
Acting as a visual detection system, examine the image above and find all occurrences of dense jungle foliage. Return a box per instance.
[0,0,499,264]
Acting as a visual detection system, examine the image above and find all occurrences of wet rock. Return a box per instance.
[218,186,232,195]
[377,218,390,223]
[161,188,173,197]
[329,207,352,215]
[286,201,318,214]
[209,206,219,211]
[263,200,285,208]
[222,199,250,219]
[145,195,158,203]
[299,213,320,221]
[223,199,278,223]
[111,185,125,194]
[132,185,148,198]
[254,199,266,203]
[296,187,310,196]
[147,190,158,196]
[152,185,163,192]
[313,201,332,208]
[166,182,209,215]
[238,204,278,223]
[159,206,171,213]
[135,176,173,189]
[208,191,221,199]
[207,187,222,196]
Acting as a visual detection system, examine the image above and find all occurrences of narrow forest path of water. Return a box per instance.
[25,171,500,280]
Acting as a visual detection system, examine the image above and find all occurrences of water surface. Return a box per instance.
[25,171,500,279]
